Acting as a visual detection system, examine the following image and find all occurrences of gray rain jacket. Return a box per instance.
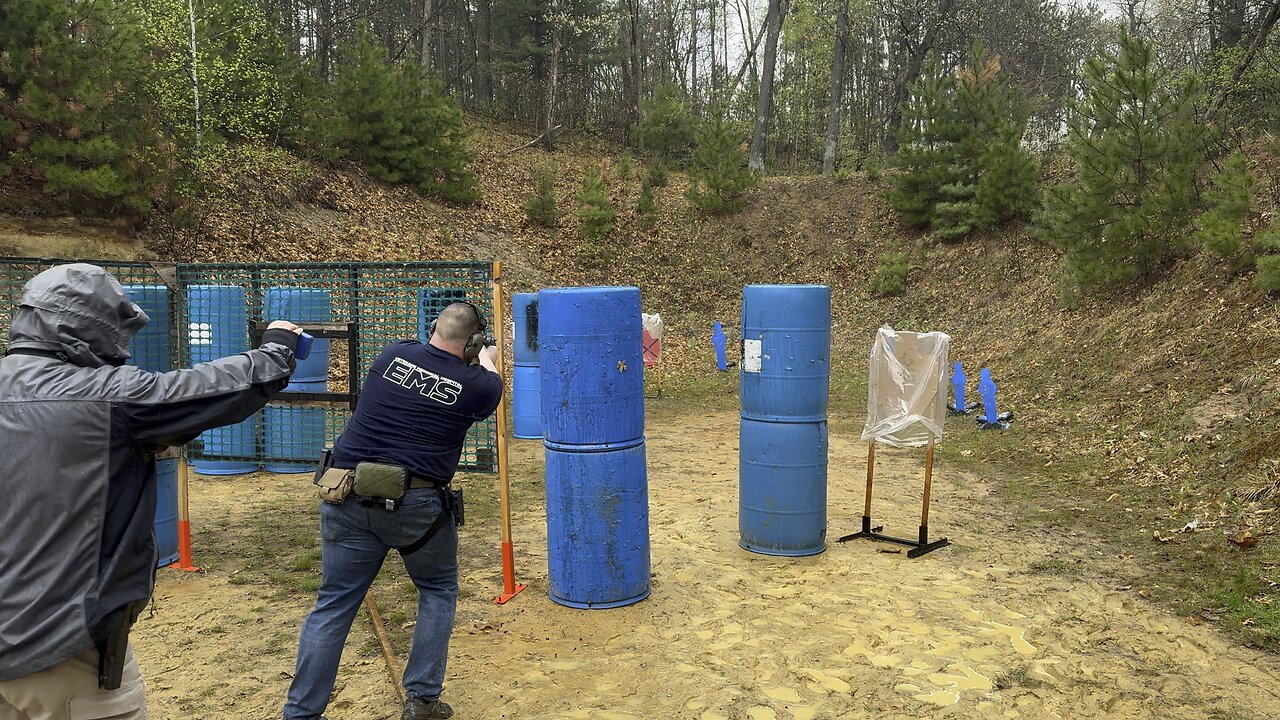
[0,264,299,681]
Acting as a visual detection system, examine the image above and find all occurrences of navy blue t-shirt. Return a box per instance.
[332,341,503,481]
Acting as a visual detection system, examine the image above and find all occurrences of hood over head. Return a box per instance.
[6,263,149,368]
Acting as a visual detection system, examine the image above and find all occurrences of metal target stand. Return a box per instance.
[837,437,949,558]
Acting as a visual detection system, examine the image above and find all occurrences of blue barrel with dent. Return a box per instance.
[153,458,180,567]
[512,292,542,440]
[264,381,328,474]
[739,419,828,556]
[187,285,258,475]
[540,286,650,609]
[545,440,650,608]
[740,284,831,422]
[738,284,830,556]
[538,287,643,448]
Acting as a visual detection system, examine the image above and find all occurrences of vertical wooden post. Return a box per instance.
[921,436,936,528]
[863,440,876,519]
[170,456,201,572]
[491,261,527,604]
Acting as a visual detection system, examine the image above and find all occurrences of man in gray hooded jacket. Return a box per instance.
[0,264,304,719]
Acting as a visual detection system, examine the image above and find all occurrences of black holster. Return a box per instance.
[97,601,145,690]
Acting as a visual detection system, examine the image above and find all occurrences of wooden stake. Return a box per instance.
[364,589,405,703]
[863,441,876,519]
[491,261,526,604]
[170,457,200,572]
[921,437,936,527]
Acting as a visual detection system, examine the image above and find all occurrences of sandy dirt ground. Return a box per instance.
[132,403,1280,719]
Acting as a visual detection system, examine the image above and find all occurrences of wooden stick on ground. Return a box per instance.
[504,126,563,155]
[364,589,405,703]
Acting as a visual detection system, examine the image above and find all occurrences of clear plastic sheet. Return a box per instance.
[861,326,951,448]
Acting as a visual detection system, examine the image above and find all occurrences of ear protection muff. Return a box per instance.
[429,301,488,363]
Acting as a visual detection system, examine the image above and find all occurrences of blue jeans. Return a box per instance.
[284,487,458,720]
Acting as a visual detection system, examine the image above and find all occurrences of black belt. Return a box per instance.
[409,474,445,489]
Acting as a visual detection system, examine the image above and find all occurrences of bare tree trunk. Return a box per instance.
[749,0,786,173]
[475,0,493,108]
[622,0,643,127]
[882,0,954,155]
[691,0,699,108]
[542,0,563,151]
[420,0,434,71]
[1205,0,1280,119]
[823,0,850,174]
[186,0,202,159]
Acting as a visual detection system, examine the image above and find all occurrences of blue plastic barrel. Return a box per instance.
[538,287,643,448]
[512,364,542,439]
[122,284,171,374]
[545,440,651,608]
[264,380,327,473]
[187,285,258,475]
[416,288,470,343]
[740,285,831,422]
[154,458,180,567]
[263,288,331,382]
[739,419,828,556]
[512,293,539,365]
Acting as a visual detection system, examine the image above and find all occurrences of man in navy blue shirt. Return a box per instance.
[285,303,502,720]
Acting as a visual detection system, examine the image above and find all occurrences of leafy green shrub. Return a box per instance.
[862,151,883,181]
[870,252,911,296]
[646,160,669,188]
[1196,151,1254,273]
[1254,227,1280,294]
[636,178,656,216]
[524,171,559,227]
[575,167,616,242]
[685,116,757,214]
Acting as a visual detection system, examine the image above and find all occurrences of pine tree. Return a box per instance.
[885,55,960,229]
[327,31,478,203]
[525,171,560,227]
[636,178,656,216]
[1255,228,1280,294]
[1038,30,1206,289]
[685,116,757,214]
[575,167,615,242]
[633,84,697,164]
[1195,151,1254,273]
[0,0,157,215]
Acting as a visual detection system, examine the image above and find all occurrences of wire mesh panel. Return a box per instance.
[0,258,175,370]
[176,262,497,472]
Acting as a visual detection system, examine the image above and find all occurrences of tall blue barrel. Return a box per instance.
[512,292,542,440]
[187,285,258,475]
[545,441,650,608]
[154,458,180,567]
[739,419,828,555]
[122,284,171,373]
[739,284,830,556]
[540,286,650,609]
[539,287,644,449]
[264,288,331,382]
[512,293,539,364]
[416,288,470,343]
[740,285,831,422]
[512,364,542,439]
[264,381,328,474]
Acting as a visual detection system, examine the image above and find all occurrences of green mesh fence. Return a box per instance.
[0,258,496,473]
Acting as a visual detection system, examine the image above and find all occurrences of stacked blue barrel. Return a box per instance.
[122,283,180,568]
[540,287,651,609]
[187,285,258,475]
[511,292,541,439]
[739,284,831,556]
[263,288,332,473]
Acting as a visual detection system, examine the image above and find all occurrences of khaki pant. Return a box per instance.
[0,645,146,720]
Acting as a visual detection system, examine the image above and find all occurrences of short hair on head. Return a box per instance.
[433,302,482,343]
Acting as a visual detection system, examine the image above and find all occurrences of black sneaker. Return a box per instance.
[402,697,454,720]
